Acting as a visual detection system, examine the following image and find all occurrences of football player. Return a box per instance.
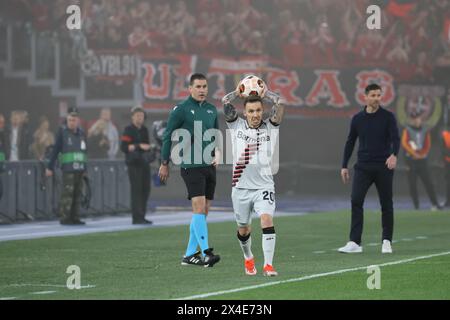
[222,85,285,276]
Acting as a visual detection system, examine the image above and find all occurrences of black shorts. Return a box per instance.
[180,166,216,200]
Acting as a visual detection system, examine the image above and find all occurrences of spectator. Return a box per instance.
[31,116,55,161]
[99,108,119,159]
[87,119,109,159]
[310,20,336,66]
[0,113,7,164]
[7,110,31,161]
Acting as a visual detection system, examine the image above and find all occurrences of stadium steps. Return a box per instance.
[0,23,81,104]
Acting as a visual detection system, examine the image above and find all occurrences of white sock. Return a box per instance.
[239,236,253,260]
[262,233,276,266]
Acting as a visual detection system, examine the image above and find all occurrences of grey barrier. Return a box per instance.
[0,160,132,224]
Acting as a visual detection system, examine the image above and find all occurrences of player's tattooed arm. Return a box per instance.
[265,91,285,125]
[224,103,238,122]
[222,90,239,105]
[270,103,285,125]
[264,90,281,105]
[222,91,239,122]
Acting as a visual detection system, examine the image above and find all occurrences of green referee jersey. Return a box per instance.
[161,96,219,168]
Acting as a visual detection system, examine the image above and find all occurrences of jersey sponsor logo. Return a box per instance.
[237,131,270,144]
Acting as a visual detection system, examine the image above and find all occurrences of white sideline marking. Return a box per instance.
[0,284,95,300]
[30,291,57,295]
[176,251,450,300]
[5,284,96,289]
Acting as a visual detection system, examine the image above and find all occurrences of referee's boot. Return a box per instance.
[203,248,221,268]
[181,250,204,266]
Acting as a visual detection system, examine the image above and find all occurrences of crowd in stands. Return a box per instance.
[1,0,449,79]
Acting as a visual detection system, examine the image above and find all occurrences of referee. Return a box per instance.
[159,73,221,267]
[339,83,400,254]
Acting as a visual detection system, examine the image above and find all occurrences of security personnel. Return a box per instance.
[0,125,5,201]
[46,107,87,225]
[0,134,4,171]
[442,126,450,207]
[401,112,441,210]
[120,106,153,225]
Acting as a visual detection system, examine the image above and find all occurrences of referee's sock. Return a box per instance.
[185,219,199,257]
[262,227,276,266]
[192,213,209,256]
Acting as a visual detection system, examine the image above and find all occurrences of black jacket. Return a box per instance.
[121,124,151,166]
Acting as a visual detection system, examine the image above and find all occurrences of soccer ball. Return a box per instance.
[238,75,267,98]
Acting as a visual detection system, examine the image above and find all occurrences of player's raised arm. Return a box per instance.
[265,90,285,125]
[222,90,240,123]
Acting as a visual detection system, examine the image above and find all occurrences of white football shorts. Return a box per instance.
[231,188,276,227]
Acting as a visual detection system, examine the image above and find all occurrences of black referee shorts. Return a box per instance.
[180,166,216,200]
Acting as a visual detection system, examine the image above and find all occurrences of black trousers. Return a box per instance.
[445,162,450,206]
[0,172,3,201]
[405,158,439,208]
[350,163,394,245]
[127,164,151,222]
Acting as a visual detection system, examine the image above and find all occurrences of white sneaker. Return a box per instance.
[338,241,362,253]
[382,240,393,253]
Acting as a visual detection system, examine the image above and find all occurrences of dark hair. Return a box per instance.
[67,107,79,117]
[365,83,382,95]
[190,73,207,85]
[244,95,263,107]
[131,105,146,119]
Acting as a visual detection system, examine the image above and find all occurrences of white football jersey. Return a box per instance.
[226,117,280,190]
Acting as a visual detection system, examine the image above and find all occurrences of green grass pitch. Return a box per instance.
[0,209,449,300]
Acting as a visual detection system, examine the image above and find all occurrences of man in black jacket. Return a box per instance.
[339,83,400,254]
[121,106,153,225]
